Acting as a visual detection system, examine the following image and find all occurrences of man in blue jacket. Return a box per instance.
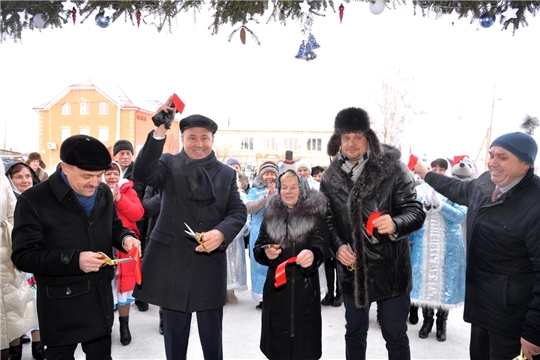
[415,132,540,360]
[132,104,247,360]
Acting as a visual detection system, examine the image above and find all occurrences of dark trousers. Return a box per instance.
[45,335,111,360]
[470,324,540,360]
[324,258,340,297]
[344,294,410,360]
[163,307,223,360]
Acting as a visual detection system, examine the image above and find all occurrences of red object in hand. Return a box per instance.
[128,247,142,285]
[407,154,418,171]
[339,4,344,23]
[274,256,298,288]
[366,211,382,237]
[171,93,186,114]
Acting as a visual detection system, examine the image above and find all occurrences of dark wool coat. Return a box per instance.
[254,189,329,360]
[320,144,425,309]
[11,172,133,346]
[425,169,540,346]
[132,132,247,312]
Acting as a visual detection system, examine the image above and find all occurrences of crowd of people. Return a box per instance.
[1,101,539,360]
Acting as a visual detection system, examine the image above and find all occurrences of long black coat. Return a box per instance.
[254,190,329,360]
[425,169,540,345]
[11,171,132,346]
[320,145,425,309]
[132,131,247,312]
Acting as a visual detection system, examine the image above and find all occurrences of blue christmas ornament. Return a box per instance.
[95,11,110,28]
[303,40,317,61]
[308,33,320,49]
[295,41,306,59]
[479,12,496,28]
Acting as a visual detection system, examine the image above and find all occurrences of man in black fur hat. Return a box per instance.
[11,135,141,359]
[320,107,425,360]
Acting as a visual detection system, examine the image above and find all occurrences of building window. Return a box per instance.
[263,137,277,151]
[61,102,71,115]
[99,102,109,115]
[79,127,90,135]
[61,128,71,141]
[241,137,254,150]
[283,138,298,152]
[80,101,89,115]
[98,127,109,142]
[307,138,322,151]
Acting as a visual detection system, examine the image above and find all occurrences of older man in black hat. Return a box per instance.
[132,104,247,360]
[320,107,425,360]
[415,132,540,360]
[11,135,140,360]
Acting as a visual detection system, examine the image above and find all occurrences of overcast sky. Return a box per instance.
[1,2,539,165]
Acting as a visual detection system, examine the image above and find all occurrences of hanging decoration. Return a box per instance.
[502,6,518,20]
[294,0,323,62]
[95,10,110,28]
[228,25,261,45]
[71,7,77,25]
[479,12,496,28]
[33,14,47,29]
[136,10,141,27]
[370,0,386,15]
[339,4,344,23]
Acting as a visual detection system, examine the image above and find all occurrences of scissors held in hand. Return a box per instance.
[184,222,209,253]
[97,252,135,266]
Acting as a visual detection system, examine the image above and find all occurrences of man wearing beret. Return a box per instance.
[132,104,247,360]
[321,107,425,360]
[11,135,141,359]
[414,132,540,360]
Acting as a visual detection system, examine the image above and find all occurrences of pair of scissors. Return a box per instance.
[184,222,209,253]
[97,252,134,266]
[346,243,355,271]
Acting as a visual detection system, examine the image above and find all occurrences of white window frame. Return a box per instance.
[80,101,89,115]
[79,127,90,135]
[61,127,71,141]
[99,102,109,115]
[98,127,109,142]
[61,102,71,115]
[307,138,322,152]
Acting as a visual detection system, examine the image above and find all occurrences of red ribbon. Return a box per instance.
[366,211,382,237]
[407,154,418,171]
[274,256,297,288]
[128,247,142,285]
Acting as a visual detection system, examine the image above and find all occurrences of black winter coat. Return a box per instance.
[320,145,425,308]
[254,189,329,360]
[425,169,540,345]
[11,172,133,346]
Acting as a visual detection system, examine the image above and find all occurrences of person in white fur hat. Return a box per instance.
[296,160,320,190]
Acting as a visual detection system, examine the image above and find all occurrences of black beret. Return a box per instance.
[113,139,134,155]
[60,135,112,171]
[179,114,218,134]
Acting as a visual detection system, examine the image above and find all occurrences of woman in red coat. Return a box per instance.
[103,161,144,346]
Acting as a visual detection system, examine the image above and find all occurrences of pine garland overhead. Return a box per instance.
[1,0,538,43]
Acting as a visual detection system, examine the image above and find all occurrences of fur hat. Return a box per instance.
[491,132,537,167]
[180,114,218,134]
[295,160,311,173]
[26,152,46,169]
[327,107,381,157]
[258,161,279,177]
[113,140,134,156]
[226,158,241,167]
[60,135,112,171]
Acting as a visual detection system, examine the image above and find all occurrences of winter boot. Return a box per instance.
[409,305,419,325]
[419,307,435,339]
[119,316,132,346]
[436,309,449,342]
[8,343,22,360]
[135,299,149,312]
[159,309,164,335]
[227,290,238,304]
[31,341,46,360]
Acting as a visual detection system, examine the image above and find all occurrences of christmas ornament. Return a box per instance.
[308,33,320,49]
[62,0,76,11]
[71,7,76,25]
[370,0,386,15]
[295,41,306,59]
[95,11,110,28]
[136,11,141,28]
[303,40,317,61]
[479,12,496,28]
[33,14,47,29]
[240,27,246,45]
[339,4,344,23]
[502,6,518,20]
[299,0,311,15]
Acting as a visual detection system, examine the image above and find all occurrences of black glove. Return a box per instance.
[151,103,177,129]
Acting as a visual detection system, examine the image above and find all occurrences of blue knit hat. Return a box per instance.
[490,132,537,167]
[226,158,240,166]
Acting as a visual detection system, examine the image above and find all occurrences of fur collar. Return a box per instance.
[263,189,327,250]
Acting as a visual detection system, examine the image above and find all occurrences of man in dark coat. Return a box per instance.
[414,132,540,360]
[320,107,425,360]
[11,135,140,360]
[132,106,247,360]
